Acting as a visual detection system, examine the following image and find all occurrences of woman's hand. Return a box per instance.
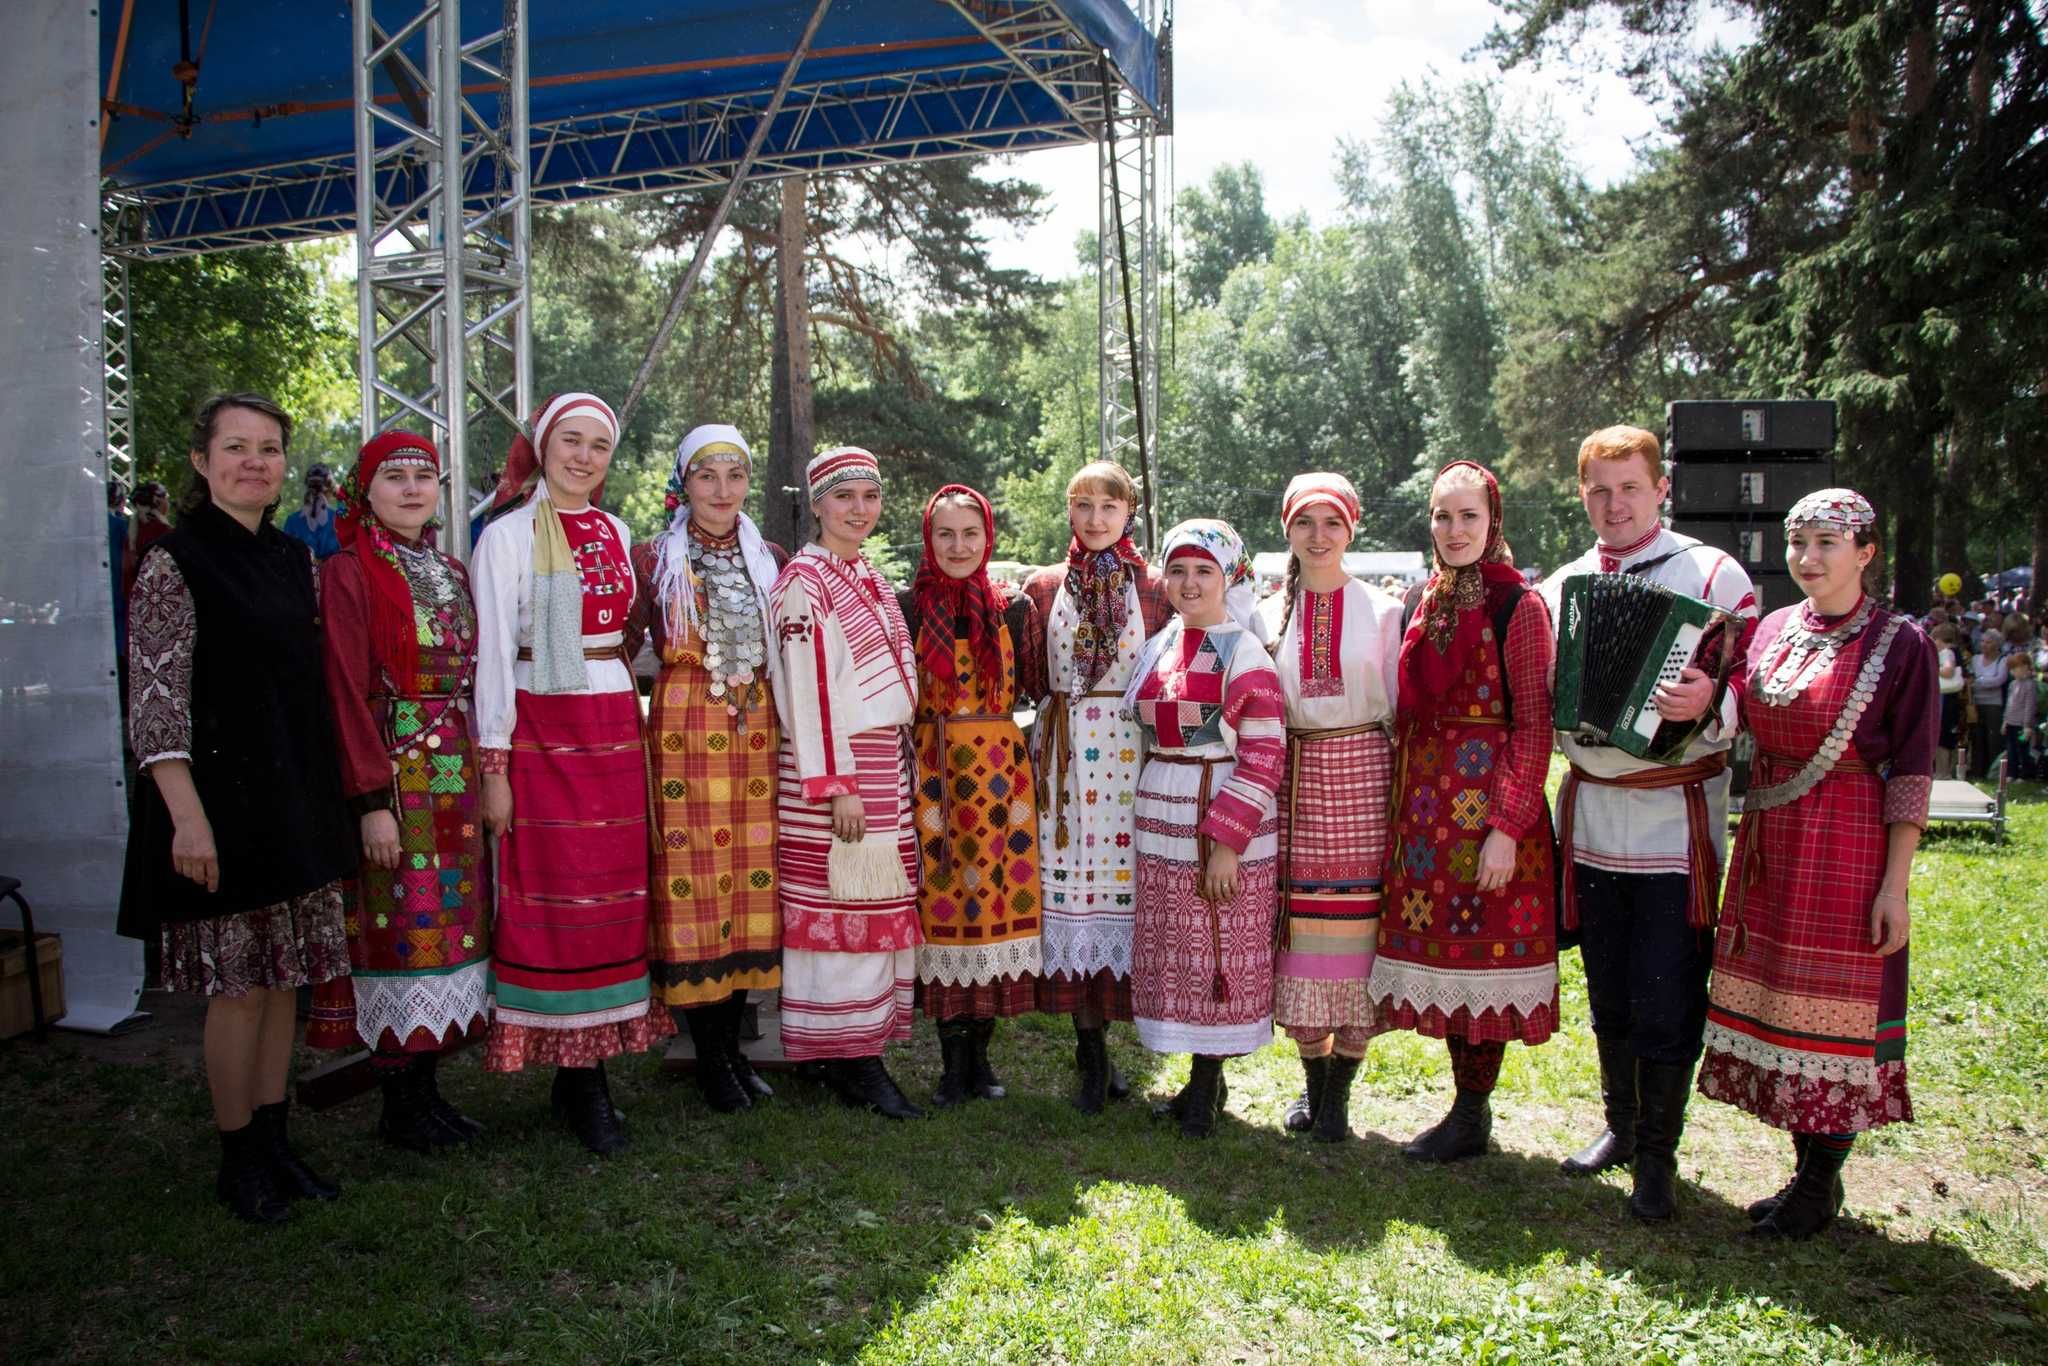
[1870,888,1910,955]
[1200,845,1241,904]
[361,810,403,870]
[831,792,866,843]
[1475,828,1517,893]
[171,813,220,893]
[482,773,513,840]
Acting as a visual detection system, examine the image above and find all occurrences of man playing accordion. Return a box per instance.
[1538,425,1759,1222]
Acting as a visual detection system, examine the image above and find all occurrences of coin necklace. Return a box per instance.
[688,522,767,726]
[1757,595,1876,707]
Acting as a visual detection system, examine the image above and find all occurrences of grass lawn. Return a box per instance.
[3,775,2045,1363]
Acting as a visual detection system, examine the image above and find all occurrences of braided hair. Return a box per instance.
[1268,552,1303,656]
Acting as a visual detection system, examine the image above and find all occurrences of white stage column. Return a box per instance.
[0,0,144,1031]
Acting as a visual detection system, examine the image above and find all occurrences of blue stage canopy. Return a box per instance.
[100,1,1163,256]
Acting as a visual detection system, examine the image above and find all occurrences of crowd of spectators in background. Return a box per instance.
[1922,588,2041,782]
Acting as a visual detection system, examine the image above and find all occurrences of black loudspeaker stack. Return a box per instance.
[1666,400,1837,617]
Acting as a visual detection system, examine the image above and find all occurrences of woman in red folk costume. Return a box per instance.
[472,393,672,1156]
[1369,460,1560,1163]
[1698,489,1935,1241]
[899,485,1046,1106]
[310,432,490,1150]
[1023,461,1173,1113]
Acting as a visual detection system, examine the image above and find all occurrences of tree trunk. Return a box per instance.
[1892,448,1933,614]
[2030,490,2048,620]
[1933,426,1976,598]
[766,174,814,550]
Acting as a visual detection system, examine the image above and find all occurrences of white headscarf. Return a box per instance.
[1121,518,1260,712]
[647,424,788,712]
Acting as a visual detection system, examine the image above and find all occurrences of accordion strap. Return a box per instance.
[1556,750,1730,932]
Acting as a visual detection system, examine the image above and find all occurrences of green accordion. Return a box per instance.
[1553,573,1731,764]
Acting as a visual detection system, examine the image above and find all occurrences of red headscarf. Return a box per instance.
[337,430,441,689]
[1398,459,1522,705]
[912,484,1008,709]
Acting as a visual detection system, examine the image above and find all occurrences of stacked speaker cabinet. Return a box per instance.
[1666,399,1837,616]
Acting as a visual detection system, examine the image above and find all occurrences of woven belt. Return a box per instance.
[1148,751,1232,1001]
[1556,750,1729,931]
[517,645,629,662]
[1032,687,1126,850]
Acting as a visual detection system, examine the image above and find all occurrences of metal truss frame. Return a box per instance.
[1097,1,1164,547]
[353,0,531,557]
[100,205,141,489]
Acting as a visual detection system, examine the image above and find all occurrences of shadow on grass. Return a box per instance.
[2,1012,2041,1363]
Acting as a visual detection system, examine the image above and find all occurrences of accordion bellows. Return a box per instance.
[1554,573,1730,764]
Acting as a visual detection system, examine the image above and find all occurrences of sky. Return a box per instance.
[984,0,1752,280]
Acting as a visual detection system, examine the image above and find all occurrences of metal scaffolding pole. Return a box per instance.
[1097,3,1162,549]
[100,215,136,488]
[353,0,531,557]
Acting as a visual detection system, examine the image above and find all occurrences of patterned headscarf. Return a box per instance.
[491,392,620,694]
[1280,471,1360,539]
[1064,519,1148,694]
[1784,487,1876,535]
[337,430,439,689]
[912,484,1008,710]
[1401,459,1521,702]
[1160,518,1258,635]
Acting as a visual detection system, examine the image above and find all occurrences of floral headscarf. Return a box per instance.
[1400,459,1521,702]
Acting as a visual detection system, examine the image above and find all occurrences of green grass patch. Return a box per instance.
[3,779,2045,1362]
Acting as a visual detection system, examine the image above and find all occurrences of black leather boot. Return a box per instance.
[1747,1133,1813,1222]
[1402,1088,1492,1163]
[684,1005,753,1113]
[1072,1022,1110,1115]
[255,1098,340,1201]
[829,1055,924,1119]
[1751,1137,1848,1240]
[553,1065,629,1156]
[1627,1060,1693,1221]
[1313,1054,1363,1144]
[378,1060,460,1154]
[217,1121,291,1225]
[1560,1033,1637,1176]
[931,1021,975,1108]
[1178,1055,1226,1139]
[1284,1054,1329,1133]
[968,1018,1006,1099]
[725,992,773,1099]
[415,1054,482,1142]
[1151,1068,1230,1121]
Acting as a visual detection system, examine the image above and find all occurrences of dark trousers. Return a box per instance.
[2005,724,2035,781]
[1969,703,2003,780]
[1574,864,1712,1066]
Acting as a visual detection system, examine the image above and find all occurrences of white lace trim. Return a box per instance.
[1040,912,1134,980]
[917,936,1043,987]
[350,962,490,1048]
[1701,1020,1881,1090]
[1134,1016,1273,1056]
[1367,959,1557,1021]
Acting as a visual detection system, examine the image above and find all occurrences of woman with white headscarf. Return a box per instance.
[472,392,673,1156]
[628,425,790,1115]
[1125,519,1287,1139]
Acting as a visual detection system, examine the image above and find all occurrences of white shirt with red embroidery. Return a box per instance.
[770,544,917,801]
[1538,527,1759,877]
[471,497,637,751]
[1254,576,1403,731]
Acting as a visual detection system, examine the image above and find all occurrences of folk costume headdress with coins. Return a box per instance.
[336,429,441,690]
[1399,459,1522,706]
[1755,487,1887,712]
[911,484,1011,712]
[487,391,620,694]
[647,423,784,721]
